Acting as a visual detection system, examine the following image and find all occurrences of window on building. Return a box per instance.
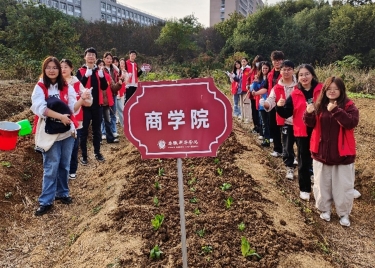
[60,2,66,10]
[67,0,73,2]
[112,6,116,14]
[75,0,81,5]
[107,14,111,23]
[107,4,111,12]
[67,4,73,14]
[75,6,81,14]
[126,10,129,18]
[122,9,125,17]
[101,2,105,11]
[101,13,105,21]
[51,0,58,8]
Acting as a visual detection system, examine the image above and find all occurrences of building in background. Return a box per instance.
[16,0,163,25]
[210,0,263,26]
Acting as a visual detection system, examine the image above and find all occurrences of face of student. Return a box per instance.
[120,60,125,70]
[235,62,241,69]
[45,61,59,82]
[272,59,283,70]
[261,65,269,75]
[60,62,72,79]
[298,67,313,89]
[97,62,104,69]
[241,59,248,67]
[85,52,96,65]
[280,66,293,80]
[326,82,341,101]
[129,53,137,62]
[113,59,119,67]
[104,55,113,66]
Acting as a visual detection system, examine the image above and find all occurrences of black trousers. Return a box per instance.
[125,86,137,104]
[296,136,313,193]
[80,106,103,158]
[281,124,295,168]
[251,99,260,129]
[269,109,282,153]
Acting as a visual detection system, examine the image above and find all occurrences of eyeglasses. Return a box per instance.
[45,66,59,70]
[281,68,293,72]
[86,53,96,57]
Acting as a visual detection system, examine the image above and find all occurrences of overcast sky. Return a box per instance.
[119,0,279,27]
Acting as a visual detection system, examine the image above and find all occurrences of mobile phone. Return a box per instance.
[307,98,313,104]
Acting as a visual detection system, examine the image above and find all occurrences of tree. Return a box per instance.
[214,12,245,40]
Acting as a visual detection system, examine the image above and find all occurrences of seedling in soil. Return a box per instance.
[1,161,11,168]
[224,197,233,209]
[190,187,196,192]
[217,168,223,176]
[196,229,205,237]
[200,245,213,255]
[150,245,163,259]
[188,177,197,186]
[158,167,164,177]
[220,183,232,191]
[92,206,102,215]
[154,181,161,190]
[4,192,13,199]
[189,197,198,203]
[214,158,220,164]
[151,214,164,230]
[238,222,246,232]
[241,237,261,259]
[153,196,159,207]
[193,208,201,215]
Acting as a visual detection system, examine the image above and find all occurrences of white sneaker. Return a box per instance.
[258,136,264,140]
[320,211,331,222]
[353,189,361,199]
[339,215,350,227]
[270,151,281,157]
[113,132,119,138]
[299,191,310,201]
[102,135,106,140]
[285,168,294,180]
[237,115,242,121]
[244,119,249,124]
[293,158,298,165]
[310,175,314,184]
[69,174,76,180]
[270,138,273,143]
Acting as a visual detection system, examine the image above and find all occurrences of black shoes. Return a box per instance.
[107,138,119,144]
[261,139,270,147]
[80,156,88,166]
[95,153,105,162]
[55,196,73,204]
[35,205,53,216]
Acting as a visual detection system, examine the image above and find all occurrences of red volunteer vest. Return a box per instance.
[267,68,281,95]
[78,68,104,105]
[126,60,139,84]
[272,84,288,126]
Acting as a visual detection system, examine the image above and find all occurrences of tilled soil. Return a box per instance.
[0,81,374,268]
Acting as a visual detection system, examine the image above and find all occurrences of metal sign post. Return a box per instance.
[177,158,188,268]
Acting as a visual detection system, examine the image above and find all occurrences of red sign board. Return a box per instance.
[142,63,151,72]
[123,78,233,159]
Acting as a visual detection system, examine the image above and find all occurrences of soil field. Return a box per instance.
[0,81,374,268]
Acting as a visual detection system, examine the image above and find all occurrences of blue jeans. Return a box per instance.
[39,136,74,206]
[101,104,117,135]
[102,106,115,142]
[69,128,82,175]
[233,94,241,116]
[116,96,124,127]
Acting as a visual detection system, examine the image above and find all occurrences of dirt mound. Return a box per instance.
[0,82,374,267]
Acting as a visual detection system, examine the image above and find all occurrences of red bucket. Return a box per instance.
[0,121,21,151]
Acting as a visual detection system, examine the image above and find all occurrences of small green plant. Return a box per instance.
[151,214,164,230]
[154,181,161,190]
[1,161,11,168]
[318,241,330,254]
[4,192,13,199]
[158,167,164,177]
[193,208,200,215]
[200,245,213,255]
[153,196,159,207]
[217,168,223,176]
[238,222,245,232]
[196,228,205,237]
[190,187,196,192]
[241,237,261,259]
[188,177,197,186]
[214,158,220,164]
[92,206,102,215]
[69,233,79,246]
[220,183,232,191]
[224,197,233,209]
[150,245,163,259]
[189,197,198,203]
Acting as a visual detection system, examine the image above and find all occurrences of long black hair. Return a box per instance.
[41,56,65,90]
[315,76,348,114]
[295,64,319,90]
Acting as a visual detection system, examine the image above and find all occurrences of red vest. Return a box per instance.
[273,83,288,126]
[32,82,78,134]
[78,68,104,105]
[103,72,114,106]
[291,83,323,137]
[310,100,356,156]
[73,81,84,121]
[267,68,281,95]
[126,60,139,84]
[241,66,251,93]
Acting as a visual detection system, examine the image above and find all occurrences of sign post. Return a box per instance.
[124,77,232,267]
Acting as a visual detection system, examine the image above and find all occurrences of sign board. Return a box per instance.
[123,77,232,159]
[141,63,151,72]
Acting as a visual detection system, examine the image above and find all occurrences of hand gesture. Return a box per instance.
[277,97,285,107]
[306,102,315,113]
[60,114,71,125]
[98,69,104,78]
[85,68,92,78]
[327,101,337,112]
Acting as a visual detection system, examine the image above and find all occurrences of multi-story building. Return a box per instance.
[210,0,264,26]
[16,0,163,26]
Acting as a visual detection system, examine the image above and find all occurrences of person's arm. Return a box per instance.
[331,102,359,130]
[76,69,89,87]
[98,70,109,90]
[303,104,316,128]
[276,95,294,119]
[263,88,276,111]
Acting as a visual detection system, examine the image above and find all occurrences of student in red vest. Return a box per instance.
[303,77,359,227]
[257,51,284,157]
[276,64,323,200]
[31,56,90,216]
[61,59,92,180]
[124,50,145,103]
[228,60,242,117]
[261,60,297,180]
[116,58,126,127]
[76,47,109,164]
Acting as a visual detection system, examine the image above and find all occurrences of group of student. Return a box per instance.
[31,47,144,216]
[228,50,360,227]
